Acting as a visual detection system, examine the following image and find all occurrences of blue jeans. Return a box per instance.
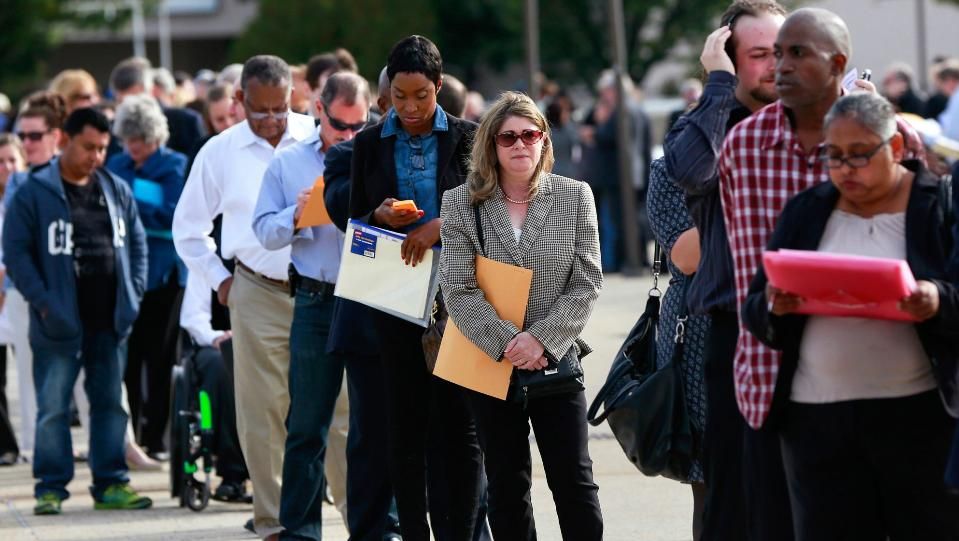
[32,331,129,500]
[280,288,343,540]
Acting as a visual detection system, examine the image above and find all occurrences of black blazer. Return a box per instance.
[321,137,378,357]
[349,114,477,228]
[742,161,959,425]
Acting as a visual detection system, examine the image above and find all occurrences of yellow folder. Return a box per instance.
[433,256,533,400]
[296,175,332,228]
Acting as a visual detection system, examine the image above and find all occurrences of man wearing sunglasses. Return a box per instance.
[173,55,316,540]
[252,71,375,541]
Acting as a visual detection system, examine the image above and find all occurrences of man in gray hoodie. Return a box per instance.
[2,107,150,515]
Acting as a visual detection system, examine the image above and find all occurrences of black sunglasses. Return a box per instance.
[322,104,367,132]
[17,131,49,142]
[494,129,545,147]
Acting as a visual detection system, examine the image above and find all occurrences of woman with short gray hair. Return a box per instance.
[742,92,959,539]
[107,94,188,459]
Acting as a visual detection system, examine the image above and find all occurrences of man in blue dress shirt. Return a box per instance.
[252,72,371,541]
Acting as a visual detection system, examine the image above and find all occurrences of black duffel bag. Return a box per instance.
[586,248,696,481]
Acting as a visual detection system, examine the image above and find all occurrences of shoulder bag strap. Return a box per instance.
[473,203,485,258]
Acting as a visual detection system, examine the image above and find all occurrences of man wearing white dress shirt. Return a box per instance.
[172,55,314,540]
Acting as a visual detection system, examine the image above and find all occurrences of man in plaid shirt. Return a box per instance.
[720,8,925,432]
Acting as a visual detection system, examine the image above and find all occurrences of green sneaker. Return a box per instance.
[34,493,62,515]
[93,484,153,510]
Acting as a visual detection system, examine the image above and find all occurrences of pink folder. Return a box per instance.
[762,249,919,322]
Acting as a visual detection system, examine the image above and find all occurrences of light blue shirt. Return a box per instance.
[381,105,448,231]
[252,130,344,283]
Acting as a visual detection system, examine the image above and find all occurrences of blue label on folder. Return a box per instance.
[351,229,377,258]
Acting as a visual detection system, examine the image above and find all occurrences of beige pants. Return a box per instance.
[229,267,293,538]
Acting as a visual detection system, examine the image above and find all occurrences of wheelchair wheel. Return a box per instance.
[183,477,210,512]
[169,364,190,500]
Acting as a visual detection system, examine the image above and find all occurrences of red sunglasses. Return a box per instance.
[494,129,544,147]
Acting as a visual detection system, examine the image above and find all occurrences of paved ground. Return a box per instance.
[0,273,697,540]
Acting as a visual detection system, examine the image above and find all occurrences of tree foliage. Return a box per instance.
[0,0,128,100]
[231,0,734,88]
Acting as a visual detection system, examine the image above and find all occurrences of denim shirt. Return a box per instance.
[381,105,449,231]
[663,71,751,315]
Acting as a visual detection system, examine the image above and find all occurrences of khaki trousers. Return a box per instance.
[229,266,293,538]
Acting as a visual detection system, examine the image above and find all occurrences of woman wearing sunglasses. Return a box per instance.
[349,35,484,541]
[742,92,959,539]
[439,91,604,540]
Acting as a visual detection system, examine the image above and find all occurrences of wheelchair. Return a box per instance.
[169,337,221,512]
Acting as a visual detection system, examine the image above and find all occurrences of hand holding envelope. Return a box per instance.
[296,176,332,228]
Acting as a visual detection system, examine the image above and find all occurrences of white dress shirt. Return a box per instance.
[180,269,224,348]
[173,113,315,289]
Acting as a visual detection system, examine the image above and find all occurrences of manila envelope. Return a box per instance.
[296,175,332,228]
[433,255,533,400]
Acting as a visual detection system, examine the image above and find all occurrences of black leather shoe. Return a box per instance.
[243,518,255,533]
[214,481,253,504]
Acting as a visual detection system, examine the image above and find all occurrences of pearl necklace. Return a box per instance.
[503,193,534,205]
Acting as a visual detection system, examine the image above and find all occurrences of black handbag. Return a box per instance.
[469,204,585,402]
[586,245,696,481]
[421,294,447,373]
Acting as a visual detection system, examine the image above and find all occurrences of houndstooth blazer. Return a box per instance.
[439,173,603,363]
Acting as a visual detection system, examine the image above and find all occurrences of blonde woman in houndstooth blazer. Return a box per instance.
[439,91,604,541]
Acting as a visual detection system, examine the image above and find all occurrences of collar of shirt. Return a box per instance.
[233,113,315,150]
[381,104,449,139]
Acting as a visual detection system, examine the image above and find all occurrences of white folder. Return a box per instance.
[334,219,440,327]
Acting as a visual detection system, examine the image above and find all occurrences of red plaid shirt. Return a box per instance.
[719,100,925,428]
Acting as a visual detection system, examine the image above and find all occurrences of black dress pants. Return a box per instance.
[126,277,183,452]
[701,312,749,540]
[0,345,19,457]
[371,312,483,541]
[702,312,794,540]
[192,342,248,482]
[781,390,959,541]
[466,389,603,541]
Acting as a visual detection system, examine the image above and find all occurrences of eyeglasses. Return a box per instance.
[244,98,290,121]
[246,109,290,121]
[322,104,367,132]
[17,131,49,142]
[821,138,891,169]
[494,129,545,148]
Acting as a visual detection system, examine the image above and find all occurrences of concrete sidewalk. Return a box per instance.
[0,273,696,540]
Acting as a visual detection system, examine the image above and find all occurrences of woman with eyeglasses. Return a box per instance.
[13,91,66,169]
[349,35,484,541]
[742,92,959,539]
[439,91,604,540]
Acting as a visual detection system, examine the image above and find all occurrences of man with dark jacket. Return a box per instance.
[109,57,206,157]
[2,108,150,515]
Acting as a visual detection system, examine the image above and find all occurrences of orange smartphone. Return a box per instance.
[392,200,419,212]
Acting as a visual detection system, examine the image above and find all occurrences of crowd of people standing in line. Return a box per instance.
[0,1,959,540]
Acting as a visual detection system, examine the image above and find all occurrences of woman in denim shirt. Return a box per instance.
[348,35,483,541]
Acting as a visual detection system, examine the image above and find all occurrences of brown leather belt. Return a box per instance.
[235,259,289,288]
